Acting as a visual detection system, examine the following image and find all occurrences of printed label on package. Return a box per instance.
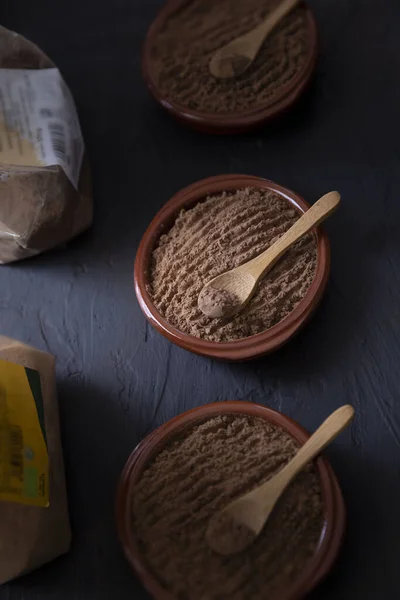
[0,68,83,188]
[0,359,49,507]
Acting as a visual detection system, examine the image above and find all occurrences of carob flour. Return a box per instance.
[198,286,242,319]
[132,414,324,600]
[149,0,312,114]
[149,187,317,342]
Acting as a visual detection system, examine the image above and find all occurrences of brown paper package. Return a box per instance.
[0,26,92,264]
[0,336,71,584]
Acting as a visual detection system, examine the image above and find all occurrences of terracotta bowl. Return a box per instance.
[116,401,346,600]
[134,174,330,361]
[142,0,318,134]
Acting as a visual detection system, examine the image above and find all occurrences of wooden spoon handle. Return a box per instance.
[249,0,300,52]
[271,405,354,491]
[245,191,341,279]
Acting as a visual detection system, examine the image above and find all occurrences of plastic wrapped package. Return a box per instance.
[0,26,92,264]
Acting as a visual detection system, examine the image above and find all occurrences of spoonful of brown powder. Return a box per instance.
[198,286,242,319]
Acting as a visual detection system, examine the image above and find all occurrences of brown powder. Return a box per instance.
[198,286,242,319]
[149,0,312,114]
[132,414,324,600]
[149,187,317,342]
[207,511,257,556]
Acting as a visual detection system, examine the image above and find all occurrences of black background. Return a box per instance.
[0,0,399,598]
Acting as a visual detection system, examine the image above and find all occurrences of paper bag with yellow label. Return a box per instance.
[0,26,92,264]
[0,336,71,584]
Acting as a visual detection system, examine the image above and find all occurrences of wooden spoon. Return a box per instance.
[207,405,354,556]
[198,191,340,319]
[209,0,300,79]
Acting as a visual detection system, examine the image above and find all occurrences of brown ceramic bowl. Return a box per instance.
[116,401,346,600]
[142,0,318,134]
[134,174,330,361]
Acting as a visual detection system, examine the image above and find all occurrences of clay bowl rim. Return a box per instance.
[134,174,331,361]
[116,401,346,600]
[142,0,318,133]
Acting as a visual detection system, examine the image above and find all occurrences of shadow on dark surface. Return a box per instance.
[56,376,145,509]
[233,248,371,388]
[309,447,399,599]
[9,536,141,600]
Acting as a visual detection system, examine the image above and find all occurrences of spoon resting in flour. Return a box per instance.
[198,191,341,319]
[207,405,354,555]
[209,0,300,79]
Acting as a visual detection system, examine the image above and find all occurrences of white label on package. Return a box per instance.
[0,68,84,189]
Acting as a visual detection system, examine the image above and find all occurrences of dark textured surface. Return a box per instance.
[0,0,399,598]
